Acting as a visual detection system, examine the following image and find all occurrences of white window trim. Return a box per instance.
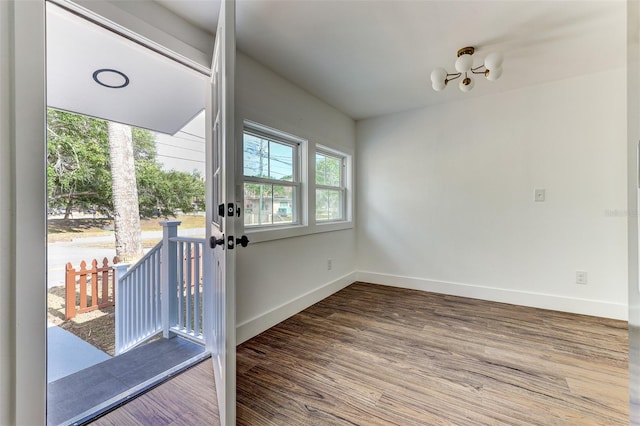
[240,122,354,244]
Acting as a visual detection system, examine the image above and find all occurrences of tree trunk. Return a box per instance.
[108,122,143,262]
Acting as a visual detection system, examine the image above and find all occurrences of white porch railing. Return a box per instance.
[169,236,204,341]
[113,220,206,355]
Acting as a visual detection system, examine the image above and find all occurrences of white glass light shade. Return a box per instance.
[484,52,503,70]
[459,77,474,92]
[486,66,503,81]
[455,54,473,72]
[430,67,447,83]
[432,80,446,91]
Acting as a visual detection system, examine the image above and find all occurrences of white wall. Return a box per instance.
[0,2,12,423]
[628,0,640,418]
[357,68,628,320]
[235,52,357,343]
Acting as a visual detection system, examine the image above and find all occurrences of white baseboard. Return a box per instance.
[357,271,628,321]
[236,271,357,344]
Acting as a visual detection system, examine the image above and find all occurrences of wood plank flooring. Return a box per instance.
[236,282,628,425]
[89,282,628,425]
[89,360,219,425]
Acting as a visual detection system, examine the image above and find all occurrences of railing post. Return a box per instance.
[161,220,181,338]
[113,263,130,355]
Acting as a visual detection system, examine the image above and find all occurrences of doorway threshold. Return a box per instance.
[47,336,208,426]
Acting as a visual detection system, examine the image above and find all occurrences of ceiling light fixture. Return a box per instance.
[92,68,130,89]
[431,47,503,92]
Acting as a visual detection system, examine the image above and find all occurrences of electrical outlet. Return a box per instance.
[327,259,333,271]
[576,271,587,285]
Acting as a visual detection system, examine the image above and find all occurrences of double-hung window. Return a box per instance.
[243,124,301,228]
[315,148,346,222]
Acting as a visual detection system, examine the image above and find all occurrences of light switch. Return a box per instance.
[534,189,545,202]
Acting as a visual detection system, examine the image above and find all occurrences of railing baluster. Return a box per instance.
[194,242,200,337]
[143,256,149,335]
[178,241,184,330]
[185,242,192,334]
[138,265,144,336]
[154,249,159,328]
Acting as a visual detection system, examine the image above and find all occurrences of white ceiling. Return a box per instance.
[156,0,627,121]
[46,2,207,135]
[48,0,627,126]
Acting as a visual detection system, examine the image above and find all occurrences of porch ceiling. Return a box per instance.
[46,2,207,135]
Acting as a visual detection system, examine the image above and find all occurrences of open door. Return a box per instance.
[205,1,237,424]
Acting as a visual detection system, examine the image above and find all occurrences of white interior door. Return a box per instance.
[205,0,236,424]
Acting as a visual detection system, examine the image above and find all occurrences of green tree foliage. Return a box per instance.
[47,108,204,218]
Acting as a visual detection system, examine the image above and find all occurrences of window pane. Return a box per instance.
[316,189,343,222]
[273,185,295,224]
[244,182,272,226]
[325,156,341,186]
[244,182,296,226]
[316,154,326,185]
[243,133,269,178]
[316,153,341,186]
[269,142,294,181]
[327,189,342,220]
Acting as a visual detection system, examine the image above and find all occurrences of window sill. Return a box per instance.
[245,220,354,244]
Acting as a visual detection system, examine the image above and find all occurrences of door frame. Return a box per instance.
[4,0,219,423]
[7,0,47,424]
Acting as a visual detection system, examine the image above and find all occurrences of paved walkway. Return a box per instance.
[47,323,111,383]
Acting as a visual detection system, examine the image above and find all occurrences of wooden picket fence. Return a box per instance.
[65,257,119,320]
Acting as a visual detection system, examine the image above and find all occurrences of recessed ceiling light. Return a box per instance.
[92,68,130,89]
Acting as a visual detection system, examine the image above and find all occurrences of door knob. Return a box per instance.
[236,235,250,248]
[209,236,225,248]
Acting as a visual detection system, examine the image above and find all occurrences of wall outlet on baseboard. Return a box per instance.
[576,271,587,285]
[327,259,333,271]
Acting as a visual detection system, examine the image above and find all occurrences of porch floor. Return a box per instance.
[47,336,208,426]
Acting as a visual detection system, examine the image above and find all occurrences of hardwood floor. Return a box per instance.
[90,282,628,425]
[236,282,628,425]
[89,360,219,425]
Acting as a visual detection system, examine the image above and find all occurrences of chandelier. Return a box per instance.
[431,47,503,92]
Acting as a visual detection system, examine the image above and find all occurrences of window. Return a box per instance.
[241,121,353,242]
[243,124,300,228]
[315,149,345,222]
